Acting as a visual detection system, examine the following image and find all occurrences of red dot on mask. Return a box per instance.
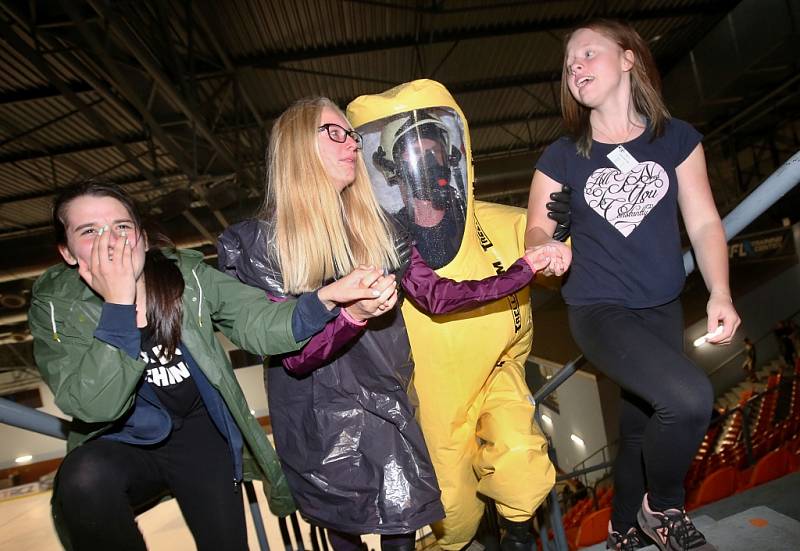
[437,178,448,187]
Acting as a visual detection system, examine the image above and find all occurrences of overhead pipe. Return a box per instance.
[683,150,800,274]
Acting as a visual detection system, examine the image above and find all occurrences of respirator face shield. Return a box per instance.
[358,107,468,269]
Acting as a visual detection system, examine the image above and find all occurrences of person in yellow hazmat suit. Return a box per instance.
[347,79,560,551]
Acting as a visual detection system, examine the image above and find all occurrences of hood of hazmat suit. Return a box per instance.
[348,80,554,550]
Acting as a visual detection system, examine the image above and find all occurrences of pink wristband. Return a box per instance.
[521,255,536,272]
[341,308,367,326]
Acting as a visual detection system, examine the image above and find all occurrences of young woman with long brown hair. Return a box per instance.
[525,19,740,551]
[29,181,380,551]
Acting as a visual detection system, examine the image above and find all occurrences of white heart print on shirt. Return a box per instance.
[584,161,669,237]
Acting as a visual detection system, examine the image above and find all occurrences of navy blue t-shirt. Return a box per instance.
[140,328,202,419]
[536,118,702,308]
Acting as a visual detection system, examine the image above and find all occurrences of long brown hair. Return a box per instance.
[259,97,399,294]
[561,18,671,157]
[52,182,185,358]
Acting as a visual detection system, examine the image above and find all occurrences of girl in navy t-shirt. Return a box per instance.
[525,19,740,551]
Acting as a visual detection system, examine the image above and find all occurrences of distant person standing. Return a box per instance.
[774,320,796,368]
[741,337,757,383]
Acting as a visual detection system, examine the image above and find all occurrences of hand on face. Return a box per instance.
[77,225,138,305]
[58,195,146,305]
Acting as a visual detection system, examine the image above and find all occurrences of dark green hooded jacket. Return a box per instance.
[28,249,308,529]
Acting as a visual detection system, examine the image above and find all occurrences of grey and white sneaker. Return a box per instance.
[636,494,717,550]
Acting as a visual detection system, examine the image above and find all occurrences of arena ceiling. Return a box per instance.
[0,0,798,380]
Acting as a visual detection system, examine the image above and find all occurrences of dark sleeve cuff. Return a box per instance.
[291,292,340,342]
[93,303,141,359]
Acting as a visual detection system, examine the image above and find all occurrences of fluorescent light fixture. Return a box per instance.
[15,454,33,464]
[541,414,552,424]
[570,434,585,446]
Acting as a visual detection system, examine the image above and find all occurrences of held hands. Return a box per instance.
[344,266,398,322]
[704,292,741,345]
[524,241,572,277]
[78,225,137,304]
[317,266,398,320]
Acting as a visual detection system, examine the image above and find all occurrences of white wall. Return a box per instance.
[534,357,609,483]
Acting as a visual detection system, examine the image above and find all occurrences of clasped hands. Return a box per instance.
[524,240,572,278]
[316,266,398,322]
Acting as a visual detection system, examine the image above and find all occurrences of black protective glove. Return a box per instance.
[546,184,571,242]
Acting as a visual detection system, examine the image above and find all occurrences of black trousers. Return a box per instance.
[54,411,247,551]
[328,530,416,551]
[568,299,713,532]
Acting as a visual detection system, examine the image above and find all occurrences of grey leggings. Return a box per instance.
[568,299,713,532]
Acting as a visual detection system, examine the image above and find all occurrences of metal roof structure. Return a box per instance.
[0,0,798,381]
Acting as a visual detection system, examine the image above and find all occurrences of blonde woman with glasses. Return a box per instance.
[219,97,556,551]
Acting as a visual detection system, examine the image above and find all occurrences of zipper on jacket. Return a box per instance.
[49,301,61,342]
[191,268,204,326]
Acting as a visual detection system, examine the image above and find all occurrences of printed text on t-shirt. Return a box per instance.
[583,161,668,237]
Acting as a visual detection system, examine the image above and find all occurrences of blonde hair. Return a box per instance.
[561,19,671,158]
[260,97,399,294]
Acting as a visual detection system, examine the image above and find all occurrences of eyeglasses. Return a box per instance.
[318,123,363,150]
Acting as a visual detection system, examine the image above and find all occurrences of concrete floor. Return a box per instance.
[581,472,800,550]
[3,473,798,550]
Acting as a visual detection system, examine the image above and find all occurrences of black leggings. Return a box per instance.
[568,300,713,532]
[328,530,416,551]
[54,411,246,551]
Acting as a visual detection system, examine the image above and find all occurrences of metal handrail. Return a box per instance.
[556,461,614,483]
[532,355,586,404]
[0,396,69,439]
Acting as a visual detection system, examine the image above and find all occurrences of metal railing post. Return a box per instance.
[547,486,568,551]
[290,512,306,551]
[535,404,569,551]
[244,480,271,551]
[278,516,293,551]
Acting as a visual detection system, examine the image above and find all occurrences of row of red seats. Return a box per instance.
[687,366,799,488]
[556,439,800,550]
[685,440,800,510]
[545,365,800,550]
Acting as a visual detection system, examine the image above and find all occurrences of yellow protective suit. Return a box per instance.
[348,80,555,550]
